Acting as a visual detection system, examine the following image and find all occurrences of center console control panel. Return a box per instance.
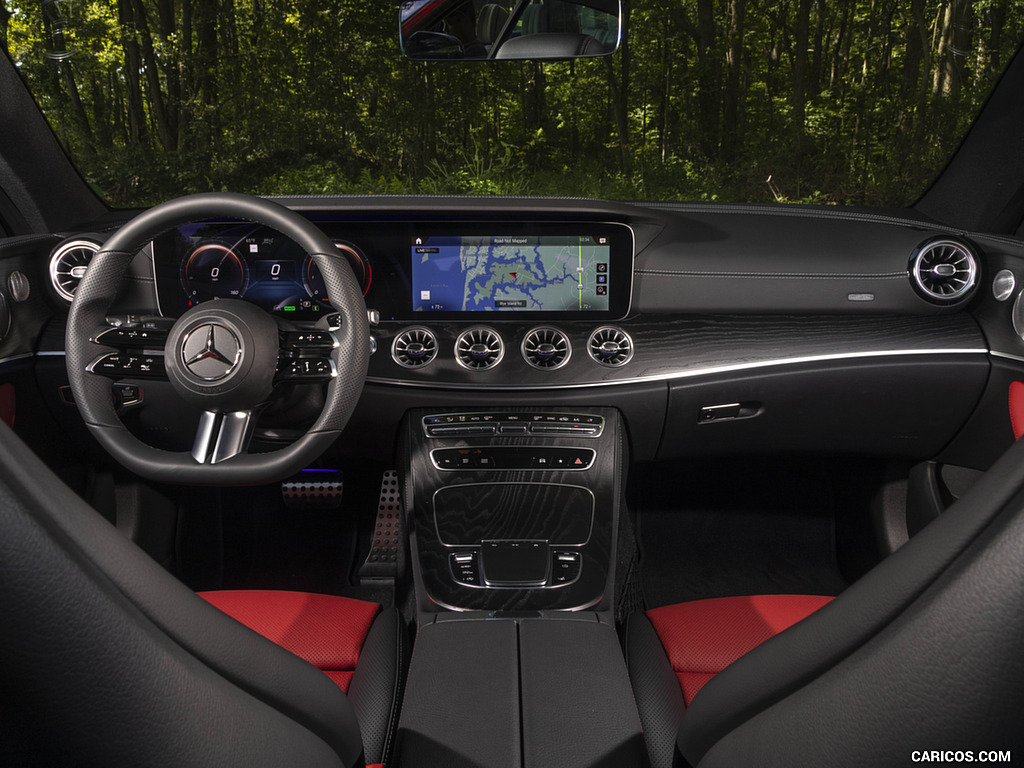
[403,406,624,613]
[449,547,583,588]
[423,412,604,438]
[430,446,595,471]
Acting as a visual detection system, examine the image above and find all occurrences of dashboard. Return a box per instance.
[13,197,1024,469]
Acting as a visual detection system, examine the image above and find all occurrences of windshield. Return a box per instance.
[3,0,1022,207]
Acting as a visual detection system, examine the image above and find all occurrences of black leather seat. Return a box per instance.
[0,422,404,768]
[627,436,1024,767]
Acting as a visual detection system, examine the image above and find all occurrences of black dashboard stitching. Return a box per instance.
[642,201,954,231]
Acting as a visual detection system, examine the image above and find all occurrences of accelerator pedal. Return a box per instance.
[359,470,404,579]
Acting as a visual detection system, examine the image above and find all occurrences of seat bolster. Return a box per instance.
[348,607,409,766]
[198,590,382,692]
[648,595,833,706]
[625,613,687,768]
[0,423,364,768]
[687,498,1024,767]
[679,436,1024,765]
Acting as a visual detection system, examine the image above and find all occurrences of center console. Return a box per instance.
[393,406,645,767]
[400,406,626,613]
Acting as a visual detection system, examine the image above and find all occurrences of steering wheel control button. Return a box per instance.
[92,326,169,348]
[87,352,166,379]
[113,384,143,409]
[278,358,337,381]
[277,330,340,381]
[280,330,339,351]
[181,323,242,381]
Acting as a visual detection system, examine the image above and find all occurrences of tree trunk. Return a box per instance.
[694,0,720,158]
[987,0,1007,75]
[129,0,176,150]
[933,0,972,98]
[901,0,927,99]
[792,0,812,151]
[59,64,96,157]
[180,0,193,148]
[830,2,851,93]
[0,1,11,56]
[603,56,629,172]
[722,0,745,159]
[154,0,181,144]
[810,0,825,95]
[117,0,149,147]
[659,38,672,163]
[196,0,219,109]
[605,0,631,173]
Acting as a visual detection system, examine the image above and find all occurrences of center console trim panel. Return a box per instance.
[402,406,625,613]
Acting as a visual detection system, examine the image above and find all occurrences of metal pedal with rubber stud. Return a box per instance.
[282,469,344,509]
[359,470,404,578]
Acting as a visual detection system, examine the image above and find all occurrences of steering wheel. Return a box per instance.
[66,193,369,485]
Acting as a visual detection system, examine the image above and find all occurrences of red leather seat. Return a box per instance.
[199,591,383,694]
[627,594,833,768]
[645,595,833,706]
[198,589,405,765]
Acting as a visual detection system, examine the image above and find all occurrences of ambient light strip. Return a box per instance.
[366,347,989,391]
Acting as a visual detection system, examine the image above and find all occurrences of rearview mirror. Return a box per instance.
[400,0,621,61]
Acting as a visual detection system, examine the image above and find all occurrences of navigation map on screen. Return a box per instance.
[411,235,610,312]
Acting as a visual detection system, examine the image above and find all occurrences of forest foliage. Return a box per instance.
[1,0,1022,207]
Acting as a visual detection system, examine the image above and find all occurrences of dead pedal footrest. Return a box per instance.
[359,470,404,579]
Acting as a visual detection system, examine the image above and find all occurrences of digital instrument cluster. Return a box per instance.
[153,221,371,320]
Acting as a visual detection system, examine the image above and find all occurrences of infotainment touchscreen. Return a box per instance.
[411,234,612,313]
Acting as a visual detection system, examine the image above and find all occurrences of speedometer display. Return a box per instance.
[181,243,248,303]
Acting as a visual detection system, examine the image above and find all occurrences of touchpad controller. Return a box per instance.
[480,540,550,587]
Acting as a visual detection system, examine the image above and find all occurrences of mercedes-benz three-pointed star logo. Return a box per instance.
[181,323,241,381]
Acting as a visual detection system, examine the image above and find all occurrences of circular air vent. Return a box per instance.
[522,327,571,370]
[455,327,503,371]
[588,326,634,367]
[49,238,101,302]
[391,326,438,368]
[909,238,979,305]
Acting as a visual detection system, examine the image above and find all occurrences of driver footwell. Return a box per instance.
[175,458,397,605]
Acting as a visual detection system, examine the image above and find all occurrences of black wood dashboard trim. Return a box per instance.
[365,314,987,390]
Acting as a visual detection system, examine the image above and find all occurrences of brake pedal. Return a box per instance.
[359,470,404,579]
[281,469,344,509]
